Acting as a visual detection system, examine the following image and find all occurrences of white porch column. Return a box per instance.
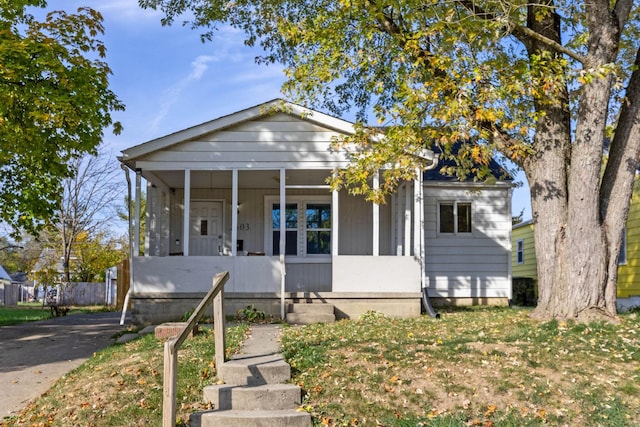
[134,169,142,256]
[145,181,154,256]
[332,181,339,256]
[231,169,239,256]
[182,170,191,256]
[404,182,412,256]
[373,171,380,256]
[417,168,427,289]
[279,168,286,319]
[395,186,403,255]
[413,172,421,259]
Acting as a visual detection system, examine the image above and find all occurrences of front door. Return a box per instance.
[189,201,223,255]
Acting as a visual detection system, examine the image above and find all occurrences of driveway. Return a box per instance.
[0,312,128,418]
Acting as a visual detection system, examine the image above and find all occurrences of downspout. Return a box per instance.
[120,164,133,326]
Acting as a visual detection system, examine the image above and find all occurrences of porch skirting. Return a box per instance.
[129,292,422,326]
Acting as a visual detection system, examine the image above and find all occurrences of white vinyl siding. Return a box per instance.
[424,185,512,299]
[134,113,353,171]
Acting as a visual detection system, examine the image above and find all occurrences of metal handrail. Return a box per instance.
[162,271,230,427]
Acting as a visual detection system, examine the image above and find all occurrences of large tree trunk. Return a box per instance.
[526,0,627,321]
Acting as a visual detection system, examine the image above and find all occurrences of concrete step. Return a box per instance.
[288,303,335,314]
[203,383,302,411]
[286,312,335,325]
[218,354,291,386]
[191,409,311,427]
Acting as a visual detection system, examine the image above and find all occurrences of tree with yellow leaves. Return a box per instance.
[141,0,640,321]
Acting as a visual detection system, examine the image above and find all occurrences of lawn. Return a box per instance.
[281,308,640,427]
[0,304,111,326]
[3,307,640,427]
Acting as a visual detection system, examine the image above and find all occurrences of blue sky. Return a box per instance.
[44,0,532,221]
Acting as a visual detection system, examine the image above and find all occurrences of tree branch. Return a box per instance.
[600,46,640,224]
[456,0,586,64]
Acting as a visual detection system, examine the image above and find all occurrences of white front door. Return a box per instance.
[189,201,223,256]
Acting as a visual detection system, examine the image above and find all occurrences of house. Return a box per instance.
[511,187,640,310]
[0,265,11,305]
[119,99,514,325]
[511,220,538,305]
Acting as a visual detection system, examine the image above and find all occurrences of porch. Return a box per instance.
[129,254,423,325]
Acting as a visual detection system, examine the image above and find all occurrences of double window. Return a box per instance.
[439,201,472,234]
[268,197,331,256]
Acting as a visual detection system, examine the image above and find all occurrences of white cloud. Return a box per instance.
[97,0,163,22]
[189,55,217,80]
[149,55,217,134]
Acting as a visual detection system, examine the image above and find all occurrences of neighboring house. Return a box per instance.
[0,265,11,305]
[511,220,538,305]
[511,190,640,310]
[119,99,514,325]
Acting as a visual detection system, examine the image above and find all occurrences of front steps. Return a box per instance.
[190,328,311,427]
[286,302,335,325]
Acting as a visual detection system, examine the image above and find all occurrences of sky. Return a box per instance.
[39,0,532,220]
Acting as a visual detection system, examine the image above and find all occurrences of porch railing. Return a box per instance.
[162,271,230,427]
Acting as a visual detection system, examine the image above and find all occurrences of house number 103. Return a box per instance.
[238,223,250,230]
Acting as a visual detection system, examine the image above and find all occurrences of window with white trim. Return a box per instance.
[516,239,524,264]
[268,197,331,256]
[439,201,472,234]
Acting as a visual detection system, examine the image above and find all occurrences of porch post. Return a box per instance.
[145,181,153,256]
[417,168,427,289]
[231,169,238,256]
[134,169,142,256]
[395,186,403,255]
[413,173,421,259]
[332,176,339,256]
[404,181,412,256]
[373,171,380,256]
[183,170,191,256]
[279,168,286,319]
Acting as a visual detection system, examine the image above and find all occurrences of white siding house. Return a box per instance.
[119,99,513,324]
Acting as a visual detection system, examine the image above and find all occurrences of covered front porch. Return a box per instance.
[126,167,430,324]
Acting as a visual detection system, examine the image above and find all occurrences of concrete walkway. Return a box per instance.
[232,323,284,358]
[0,312,128,418]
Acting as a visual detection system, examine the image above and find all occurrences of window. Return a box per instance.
[439,201,472,234]
[272,203,298,255]
[619,227,627,265]
[268,197,331,256]
[306,204,331,254]
[516,239,524,264]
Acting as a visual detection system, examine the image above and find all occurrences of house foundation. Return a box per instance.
[130,292,422,325]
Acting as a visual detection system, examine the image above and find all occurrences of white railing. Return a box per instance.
[162,271,229,427]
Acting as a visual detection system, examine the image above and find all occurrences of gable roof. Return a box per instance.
[120,99,359,164]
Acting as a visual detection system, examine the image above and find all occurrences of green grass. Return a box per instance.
[4,307,640,427]
[281,307,640,427]
[0,304,112,326]
[0,305,55,326]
